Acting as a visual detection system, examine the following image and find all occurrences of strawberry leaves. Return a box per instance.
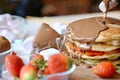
[33,59,47,71]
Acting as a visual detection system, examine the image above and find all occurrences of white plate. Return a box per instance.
[22,22,67,53]
[22,36,34,53]
[22,36,60,60]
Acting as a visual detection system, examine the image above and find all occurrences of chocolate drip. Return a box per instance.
[98,17,120,25]
[105,17,120,25]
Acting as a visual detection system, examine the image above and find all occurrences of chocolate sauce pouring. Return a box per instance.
[67,0,119,50]
[103,0,110,20]
[99,0,118,22]
[72,0,119,43]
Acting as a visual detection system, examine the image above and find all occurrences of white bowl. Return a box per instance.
[0,46,13,67]
[39,64,76,80]
[1,53,76,80]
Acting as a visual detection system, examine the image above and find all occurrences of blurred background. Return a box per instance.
[0,0,120,17]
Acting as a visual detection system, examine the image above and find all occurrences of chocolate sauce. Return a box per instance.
[33,23,59,49]
[105,17,120,25]
[67,17,108,43]
[102,0,118,23]
[103,0,110,20]
[67,16,120,50]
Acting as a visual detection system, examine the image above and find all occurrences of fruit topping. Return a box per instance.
[93,61,116,78]
[5,53,24,77]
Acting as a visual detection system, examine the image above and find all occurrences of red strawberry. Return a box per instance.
[20,65,38,80]
[93,61,116,78]
[41,66,51,75]
[48,54,72,74]
[10,51,17,55]
[29,54,45,70]
[5,54,24,77]
[29,54,44,66]
[85,50,104,56]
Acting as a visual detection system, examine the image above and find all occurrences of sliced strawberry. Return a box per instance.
[104,48,120,55]
[112,48,120,53]
[85,50,104,56]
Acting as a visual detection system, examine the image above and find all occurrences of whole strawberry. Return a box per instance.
[41,67,51,75]
[5,53,24,77]
[93,61,116,78]
[29,54,46,70]
[20,65,38,80]
[29,54,44,67]
[48,54,72,74]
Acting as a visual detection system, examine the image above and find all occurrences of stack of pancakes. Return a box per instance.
[65,17,120,68]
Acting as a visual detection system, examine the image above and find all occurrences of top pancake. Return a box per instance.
[95,25,120,42]
[67,17,120,43]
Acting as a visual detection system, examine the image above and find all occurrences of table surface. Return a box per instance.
[22,11,120,80]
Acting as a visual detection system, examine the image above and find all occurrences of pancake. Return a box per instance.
[91,43,120,51]
[65,16,120,68]
[65,0,120,77]
[67,17,108,43]
[65,41,120,59]
[95,27,120,42]
[105,39,120,46]
[66,34,120,52]
[106,23,120,28]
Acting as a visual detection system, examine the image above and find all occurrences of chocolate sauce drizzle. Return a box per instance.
[67,17,108,43]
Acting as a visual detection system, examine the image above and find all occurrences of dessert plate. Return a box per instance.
[23,22,67,53]
[22,36,60,60]
[22,36,34,53]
